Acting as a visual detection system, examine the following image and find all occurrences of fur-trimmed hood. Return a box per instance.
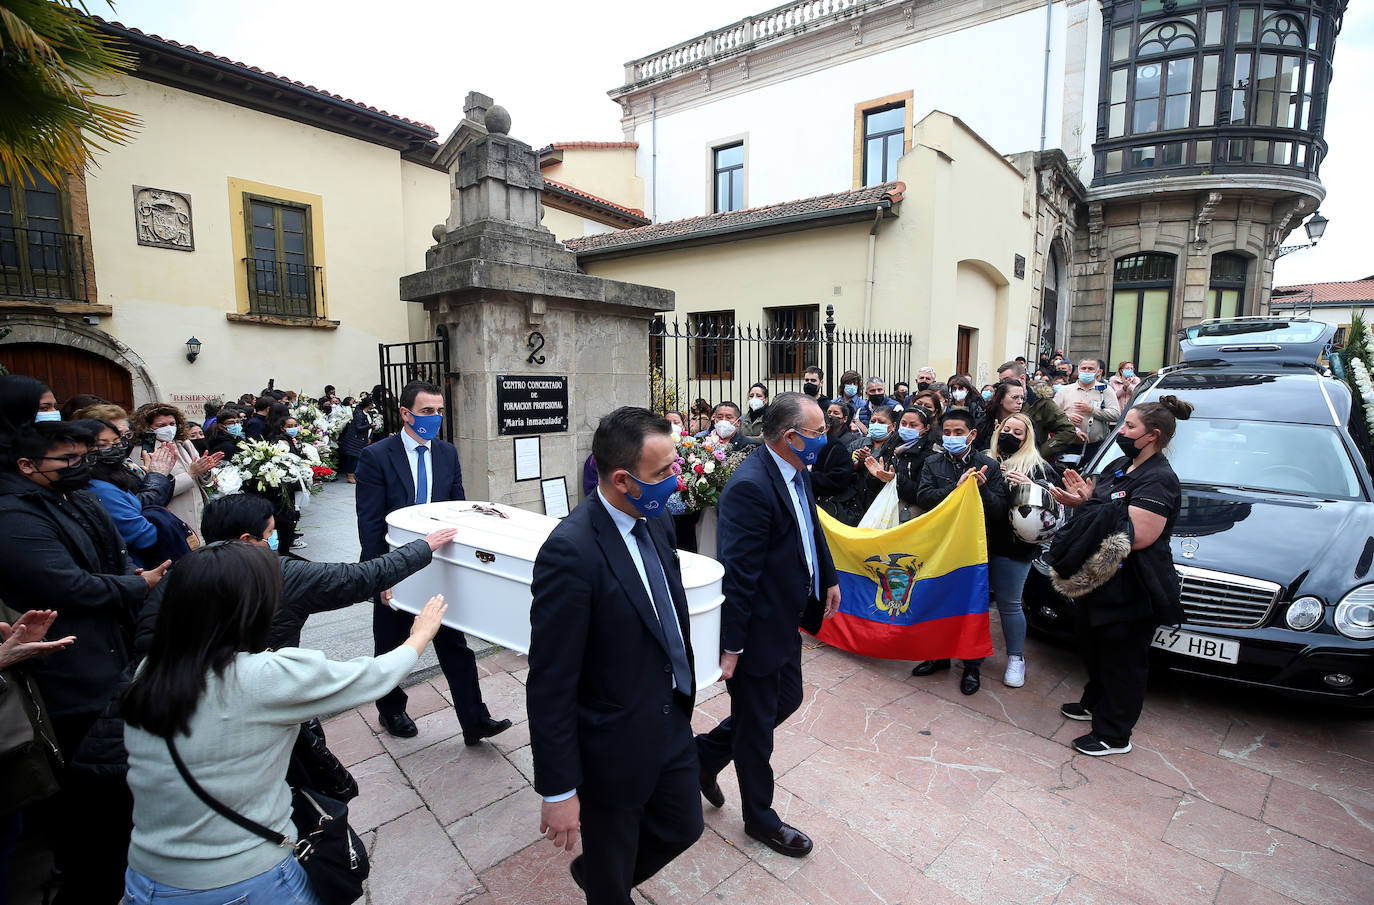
[1029,379,1058,402]
[1052,530,1132,598]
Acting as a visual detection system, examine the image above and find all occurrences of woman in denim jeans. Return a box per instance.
[122,542,448,904]
[987,413,1062,688]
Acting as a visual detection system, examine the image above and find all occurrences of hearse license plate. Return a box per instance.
[1150,628,1239,664]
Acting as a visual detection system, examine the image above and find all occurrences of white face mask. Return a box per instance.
[153,425,177,443]
[748,397,766,412]
[715,420,737,439]
[951,389,968,402]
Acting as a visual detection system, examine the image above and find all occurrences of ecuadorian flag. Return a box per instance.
[814,480,994,661]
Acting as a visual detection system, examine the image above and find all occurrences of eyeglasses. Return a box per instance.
[34,452,99,466]
[791,425,826,438]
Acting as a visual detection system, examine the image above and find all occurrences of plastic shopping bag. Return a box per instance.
[857,480,901,530]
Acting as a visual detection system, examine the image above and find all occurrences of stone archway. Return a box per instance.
[0,313,161,405]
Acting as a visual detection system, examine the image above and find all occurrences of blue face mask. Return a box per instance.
[868,423,889,440]
[266,530,279,551]
[981,389,993,402]
[943,434,970,456]
[285,427,300,438]
[226,424,244,437]
[898,426,922,443]
[843,384,859,398]
[789,428,829,466]
[34,411,61,422]
[1078,371,1096,384]
[407,411,443,441]
[1122,369,1135,379]
[625,471,678,518]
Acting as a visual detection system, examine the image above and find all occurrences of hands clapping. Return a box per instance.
[1049,469,1093,508]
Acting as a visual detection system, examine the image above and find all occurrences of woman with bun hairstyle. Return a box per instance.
[1050,395,1192,756]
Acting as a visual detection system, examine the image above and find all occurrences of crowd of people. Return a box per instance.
[0,349,1186,905]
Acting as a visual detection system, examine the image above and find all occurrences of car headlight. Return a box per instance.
[1286,596,1324,631]
[1334,586,1374,640]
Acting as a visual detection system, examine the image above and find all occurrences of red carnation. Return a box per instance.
[693,463,705,474]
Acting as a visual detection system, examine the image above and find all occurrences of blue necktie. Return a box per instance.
[414,445,428,505]
[792,470,819,599]
[631,520,693,692]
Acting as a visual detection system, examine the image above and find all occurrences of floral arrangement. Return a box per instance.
[672,431,750,513]
[311,464,336,489]
[1339,312,1374,472]
[208,439,314,506]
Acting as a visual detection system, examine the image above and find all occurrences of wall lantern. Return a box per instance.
[185,336,202,363]
[1304,212,1329,245]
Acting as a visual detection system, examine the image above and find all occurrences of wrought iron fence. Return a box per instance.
[244,258,325,319]
[377,327,454,443]
[650,303,913,415]
[0,226,87,301]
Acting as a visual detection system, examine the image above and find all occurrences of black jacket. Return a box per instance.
[811,433,857,500]
[892,434,937,505]
[989,462,1062,560]
[338,407,372,458]
[916,446,1008,537]
[0,471,148,718]
[527,496,695,809]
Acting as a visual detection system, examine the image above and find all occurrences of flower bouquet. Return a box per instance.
[673,431,750,513]
[311,464,335,486]
[209,439,314,508]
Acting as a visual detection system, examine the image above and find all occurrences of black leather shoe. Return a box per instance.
[379,711,418,739]
[961,665,981,696]
[912,659,951,677]
[700,770,725,808]
[746,822,813,857]
[463,716,513,746]
[569,856,586,891]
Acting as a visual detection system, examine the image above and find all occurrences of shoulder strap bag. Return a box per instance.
[165,737,368,905]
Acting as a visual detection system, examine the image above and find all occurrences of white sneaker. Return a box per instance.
[1003,655,1025,688]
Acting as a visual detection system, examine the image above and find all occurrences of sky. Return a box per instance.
[106,0,1371,287]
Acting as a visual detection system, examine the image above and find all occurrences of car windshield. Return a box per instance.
[1094,419,1365,500]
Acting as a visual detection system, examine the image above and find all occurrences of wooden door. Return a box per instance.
[0,342,134,411]
[956,327,972,378]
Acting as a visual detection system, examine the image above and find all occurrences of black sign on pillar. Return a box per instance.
[496,375,569,435]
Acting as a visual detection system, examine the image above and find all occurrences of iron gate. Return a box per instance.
[378,326,454,443]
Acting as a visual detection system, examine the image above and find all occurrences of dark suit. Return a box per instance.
[527,494,703,904]
[695,447,837,833]
[355,432,491,729]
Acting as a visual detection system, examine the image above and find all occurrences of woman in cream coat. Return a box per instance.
[131,403,223,536]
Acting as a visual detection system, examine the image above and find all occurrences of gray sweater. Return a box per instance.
[124,645,418,889]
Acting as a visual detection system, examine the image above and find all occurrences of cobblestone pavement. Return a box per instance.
[9,479,1374,904]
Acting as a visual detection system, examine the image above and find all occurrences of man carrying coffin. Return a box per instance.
[527,407,703,904]
[695,392,841,857]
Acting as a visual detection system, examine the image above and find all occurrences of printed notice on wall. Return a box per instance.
[496,375,569,436]
[171,393,224,422]
[514,436,541,482]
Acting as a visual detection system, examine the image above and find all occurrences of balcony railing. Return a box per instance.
[625,0,871,84]
[244,258,325,319]
[0,227,88,302]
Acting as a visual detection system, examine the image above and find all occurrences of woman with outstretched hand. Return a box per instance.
[122,542,448,904]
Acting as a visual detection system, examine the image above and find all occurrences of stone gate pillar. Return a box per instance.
[400,102,672,510]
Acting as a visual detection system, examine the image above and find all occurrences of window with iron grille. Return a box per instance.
[0,172,86,302]
[244,195,320,318]
[767,306,820,379]
[1110,253,1176,373]
[1208,252,1248,319]
[691,311,735,379]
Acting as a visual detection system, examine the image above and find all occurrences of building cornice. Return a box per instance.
[1086,173,1326,205]
[609,0,1046,131]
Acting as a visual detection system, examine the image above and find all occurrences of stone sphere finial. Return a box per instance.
[484,105,511,135]
[432,224,447,243]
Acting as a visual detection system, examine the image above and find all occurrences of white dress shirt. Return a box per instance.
[400,429,433,504]
[763,445,816,584]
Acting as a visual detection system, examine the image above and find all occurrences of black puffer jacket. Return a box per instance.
[0,471,148,719]
[73,538,436,776]
[915,446,1009,537]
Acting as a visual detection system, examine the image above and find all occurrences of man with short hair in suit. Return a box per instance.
[695,392,841,857]
[355,379,510,743]
[528,407,704,904]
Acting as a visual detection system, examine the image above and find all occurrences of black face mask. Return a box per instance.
[1115,433,1144,460]
[44,460,92,493]
[93,444,129,466]
[997,433,1023,456]
[190,437,210,455]
[868,393,886,406]
[802,383,820,397]
[916,381,931,392]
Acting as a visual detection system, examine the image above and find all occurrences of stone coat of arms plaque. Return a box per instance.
[133,186,194,251]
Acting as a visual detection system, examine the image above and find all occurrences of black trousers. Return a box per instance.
[372,601,490,732]
[694,639,804,832]
[45,712,132,905]
[577,708,703,905]
[1076,609,1156,744]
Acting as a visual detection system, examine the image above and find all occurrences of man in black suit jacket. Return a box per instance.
[355,379,509,744]
[694,392,840,857]
[528,407,703,904]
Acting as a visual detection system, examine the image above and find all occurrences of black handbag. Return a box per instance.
[166,738,368,905]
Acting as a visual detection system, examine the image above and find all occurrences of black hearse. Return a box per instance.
[1025,319,1374,706]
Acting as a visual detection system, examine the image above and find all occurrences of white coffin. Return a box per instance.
[385,501,724,687]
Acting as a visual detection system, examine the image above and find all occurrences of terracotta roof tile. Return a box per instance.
[565,182,905,254]
[550,142,640,150]
[1273,277,1374,305]
[541,178,649,223]
[96,17,437,135]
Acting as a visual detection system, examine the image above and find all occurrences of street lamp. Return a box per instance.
[1277,212,1329,257]
[185,336,201,363]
